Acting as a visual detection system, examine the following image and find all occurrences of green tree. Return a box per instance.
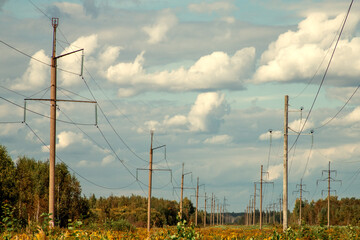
[0,145,16,220]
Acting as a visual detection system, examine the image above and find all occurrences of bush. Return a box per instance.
[107,219,136,231]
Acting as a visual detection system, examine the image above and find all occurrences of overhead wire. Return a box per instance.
[292,11,349,100]
[289,0,354,152]
[315,83,360,129]
[301,133,314,180]
[25,121,137,190]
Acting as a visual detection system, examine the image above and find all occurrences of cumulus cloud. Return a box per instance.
[267,164,282,180]
[204,134,233,144]
[41,131,91,152]
[142,92,230,133]
[58,34,98,86]
[289,119,314,133]
[106,47,255,97]
[259,130,282,141]
[188,92,229,132]
[11,50,50,91]
[188,1,234,13]
[143,9,177,44]
[322,106,360,127]
[253,12,360,84]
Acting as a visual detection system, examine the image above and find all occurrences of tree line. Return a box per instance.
[0,144,197,230]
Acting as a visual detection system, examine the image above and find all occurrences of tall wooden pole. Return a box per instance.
[196,177,199,225]
[49,18,58,228]
[253,183,256,225]
[260,165,263,230]
[204,192,207,227]
[217,202,219,225]
[180,163,184,219]
[299,179,303,225]
[328,161,330,228]
[147,131,154,234]
[283,95,289,231]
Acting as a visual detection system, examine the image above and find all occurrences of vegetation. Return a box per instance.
[2,143,360,239]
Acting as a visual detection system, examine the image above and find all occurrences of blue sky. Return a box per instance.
[1,0,360,215]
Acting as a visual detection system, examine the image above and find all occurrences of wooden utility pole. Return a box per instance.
[283,95,289,231]
[180,163,184,219]
[256,165,273,230]
[147,131,154,234]
[253,183,256,225]
[134,132,168,235]
[260,165,263,229]
[204,192,207,227]
[33,18,88,227]
[195,177,199,225]
[49,17,58,228]
[178,163,192,219]
[249,197,252,226]
[317,161,341,228]
[210,193,214,225]
[293,179,309,225]
[279,196,282,224]
[217,202,219,225]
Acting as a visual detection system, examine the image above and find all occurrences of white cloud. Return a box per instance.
[58,34,98,87]
[259,130,282,141]
[253,12,360,84]
[11,50,50,91]
[204,134,233,144]
[101,155,115,166]
[322,106,360,126]
[188,92,229,132]
[267,164,282,181]
[143,9,177,44]
[41,131,90,152]
[106,47,255,96]
[142,92,229,133]
[289,119,314,133]
[188,1,234,13]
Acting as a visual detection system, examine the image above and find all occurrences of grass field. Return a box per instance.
[2,223,360,239]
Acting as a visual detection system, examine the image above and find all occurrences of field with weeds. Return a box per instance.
[2,222,360,240]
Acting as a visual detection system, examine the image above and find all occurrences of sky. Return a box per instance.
[1,0,360,214]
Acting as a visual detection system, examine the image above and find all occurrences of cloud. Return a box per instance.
[106,47,255,96]
[58,34,99,87]
[143,9,177,44]
[267,164,282,181]
[259,130,282,141]
[188,92,229,132]
[11,50,50,91]
[101,155,115,166]
[253,12,360,84]
[204,134,233,144]
[188,1,234,13]
[41,131,91,152]
[289,119,314,133]
[143,92,230,133]
[322,106,360,127]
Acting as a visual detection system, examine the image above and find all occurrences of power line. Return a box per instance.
[315,84,360,129]
[289,0,354,152]
[292,11,350,100]
[25,122,137,190]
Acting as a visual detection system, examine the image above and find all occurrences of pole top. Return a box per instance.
[52,18,59,28]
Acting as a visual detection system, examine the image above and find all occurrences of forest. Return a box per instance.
[1,143,360,232]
